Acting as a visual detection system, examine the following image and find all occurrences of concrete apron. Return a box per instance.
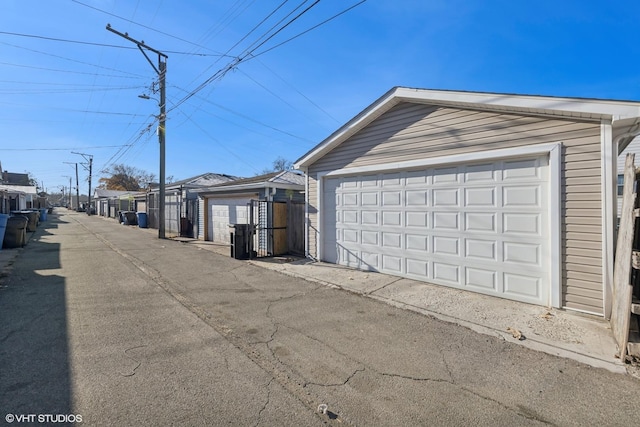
[237,256,624,374]
[175,236,625,374]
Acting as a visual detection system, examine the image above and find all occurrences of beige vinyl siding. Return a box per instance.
[308,102,604,314]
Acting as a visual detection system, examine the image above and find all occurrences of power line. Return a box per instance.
[0,61,146,79]
[169,1,321,114]
[182,111,261,174]
[0,100,148,116]
[0,145,125,151]
[252,0,368,59]
[191,0,258,52]
[185,0,289,86]
[235,67,329,129]
[71,0,230,57]
[238,0,320,61]
[254,58,341,124]
[0,83,145,95]
[171,85,314,143]
[0,30,228,57]
[0,41,148,78]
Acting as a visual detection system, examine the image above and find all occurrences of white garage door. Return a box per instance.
[322,156,550,305]
[207,197,251,244]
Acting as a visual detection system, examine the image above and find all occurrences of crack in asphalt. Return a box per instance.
[305,367,366,388]
[459,385,556,426]
[80,221,347,425]
[78,218,554,425]
[254,377,274,427]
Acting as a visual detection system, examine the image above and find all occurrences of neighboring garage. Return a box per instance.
[207,196,255,244]
[196,171,305,245]
[294,87,640,316]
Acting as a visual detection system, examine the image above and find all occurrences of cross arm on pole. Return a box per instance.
[106,24,168,58]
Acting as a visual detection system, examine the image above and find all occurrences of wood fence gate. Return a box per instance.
[248,200,305,258]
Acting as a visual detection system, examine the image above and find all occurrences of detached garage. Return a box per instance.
[196,171,305,244]
[294,87,640,316]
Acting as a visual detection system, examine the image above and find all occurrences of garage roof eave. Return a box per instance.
[195,182,304,197]
[294,87,640,169]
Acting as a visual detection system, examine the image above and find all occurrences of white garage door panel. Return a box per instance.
[323,156,550,305]
[207,198,251,244]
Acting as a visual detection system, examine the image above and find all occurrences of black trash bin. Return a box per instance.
[3,216,28,248]
[122,211,138,226]
[229,224,251,260]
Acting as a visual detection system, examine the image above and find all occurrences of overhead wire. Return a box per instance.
[0,100,147,116]
[191,0,257,52]
[185,0,289,86]
[169,0,321,114]
[234,67,329,129]
[0,61,147,79]
[71,0,366,176]
[71,0,230,57]
[0,145,125,151]
[251,0,367,59]
[170,85,314,143]
[253,57,341,124]
[0,41,147,77]
[183,111,261,175]
[0,31,228,56]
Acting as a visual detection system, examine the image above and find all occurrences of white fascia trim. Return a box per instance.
[394,87,640,120]
[294,91,399,168]
[602,122,615,319]
[319,143,562,308]
[196,183,303,195]
[206,192,259,200]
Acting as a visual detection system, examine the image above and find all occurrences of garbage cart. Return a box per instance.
[3,216,28,248]
[229,224,251,260]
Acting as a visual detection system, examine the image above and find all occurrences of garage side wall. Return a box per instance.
[307,103,603,314]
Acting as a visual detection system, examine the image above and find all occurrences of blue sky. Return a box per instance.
[1,0,639,194]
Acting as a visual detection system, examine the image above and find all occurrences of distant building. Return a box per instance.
[1,170,31,186]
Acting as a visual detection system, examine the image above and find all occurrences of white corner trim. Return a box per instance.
[316,171,329,261]
[548,143,562,309]
[601,122,615,319]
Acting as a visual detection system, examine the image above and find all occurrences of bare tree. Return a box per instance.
[98,164,156,191]
[260,156,293,175]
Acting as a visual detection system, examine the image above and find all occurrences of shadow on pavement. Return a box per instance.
[0,213,72,418]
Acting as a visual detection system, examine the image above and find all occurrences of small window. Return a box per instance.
[618,174,625,196]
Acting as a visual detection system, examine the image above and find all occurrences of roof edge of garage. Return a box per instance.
[294,86,640,169]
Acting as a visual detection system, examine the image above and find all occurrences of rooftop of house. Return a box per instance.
[194,170,305,194]
[1,171,31,186]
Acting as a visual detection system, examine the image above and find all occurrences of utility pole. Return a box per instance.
[63,176,72,208]
[107,24,168,239]
[73,152,93,215]
[64,162,80,210]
